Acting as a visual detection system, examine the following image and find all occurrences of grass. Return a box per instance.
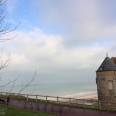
[0,104,58,116]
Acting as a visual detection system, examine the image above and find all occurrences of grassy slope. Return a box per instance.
[0,104,58,116]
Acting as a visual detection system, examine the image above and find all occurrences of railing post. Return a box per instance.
[57,96,59,105]
[6,92,7,98]
[19,94,20,100]
[69,98,71,107]
[27,94,28,101]
[46,95,47,103]
[0,92,2,98]
[12,93,13,100]
[98,100,101,111]
[83,99,85,108]
[36,94,38,102]
[93,100,95,108]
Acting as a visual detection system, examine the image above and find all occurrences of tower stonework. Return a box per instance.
[96,56,116,103]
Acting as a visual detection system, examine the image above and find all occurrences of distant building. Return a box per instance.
[96,56,116,103]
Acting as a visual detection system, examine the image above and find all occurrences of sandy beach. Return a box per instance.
[75,93,98,100]
[54,93,98,103]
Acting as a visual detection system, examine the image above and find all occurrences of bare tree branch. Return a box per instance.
[17,71,36,95]
[0,1,36,96]
[0,53,11,70]
[30,89,35,95]
[0,0,21,42]
[9,80,15,93]
[0,35,18,42]
[0,74,19,87]
[0,48,4,59]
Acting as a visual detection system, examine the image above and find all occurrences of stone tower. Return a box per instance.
[96,56,116,102]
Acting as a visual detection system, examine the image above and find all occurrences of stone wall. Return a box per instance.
[96,71,116,102]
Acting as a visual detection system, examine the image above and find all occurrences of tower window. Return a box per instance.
[109,81,113,90]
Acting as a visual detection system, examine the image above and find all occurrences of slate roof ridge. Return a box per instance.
[96,56,116,72]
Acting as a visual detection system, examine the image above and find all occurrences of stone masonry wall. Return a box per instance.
[96,71,116,102]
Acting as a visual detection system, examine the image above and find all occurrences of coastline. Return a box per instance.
[75,93,98,100]
[21,92,98,101]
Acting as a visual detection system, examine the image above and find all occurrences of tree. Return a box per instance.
[0,0,36,95]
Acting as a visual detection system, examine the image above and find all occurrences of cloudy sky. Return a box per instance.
[1,0,116,85]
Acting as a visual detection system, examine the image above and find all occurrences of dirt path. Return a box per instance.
[5,99,116,116]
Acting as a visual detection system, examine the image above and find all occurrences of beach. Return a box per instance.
[75,93,98,100]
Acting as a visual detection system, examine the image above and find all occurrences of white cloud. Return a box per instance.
[1,0,116,84]
[2,28,108,74]
[34,0,116,45]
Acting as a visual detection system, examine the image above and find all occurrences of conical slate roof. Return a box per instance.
[96,57,116,72]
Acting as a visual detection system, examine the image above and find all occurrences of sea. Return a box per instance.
[3,82,97,99]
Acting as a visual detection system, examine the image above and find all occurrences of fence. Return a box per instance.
[0,92,98,107]
[0,92,116,111]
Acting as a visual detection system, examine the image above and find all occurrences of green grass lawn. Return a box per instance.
[0,104,58,116]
